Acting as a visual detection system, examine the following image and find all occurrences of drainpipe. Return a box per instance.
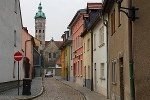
[91,30,93,91]
[128,0,135,99]
[102,14,109,99]
[25,40,31,56]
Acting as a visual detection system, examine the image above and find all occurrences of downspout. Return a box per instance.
[102,15,109,99]
[25,40,31,56]
[128,0,135,99]
[91,30,93,91]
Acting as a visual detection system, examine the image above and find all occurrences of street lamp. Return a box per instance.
[115,0,139,21]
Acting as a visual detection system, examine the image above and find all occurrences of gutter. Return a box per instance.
[128,0,135,99]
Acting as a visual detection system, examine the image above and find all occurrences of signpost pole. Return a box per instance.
[18,61,19,95]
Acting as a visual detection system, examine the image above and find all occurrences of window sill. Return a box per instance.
[98,43,105,48]
[112,82,117,85]
[100,77,105,80]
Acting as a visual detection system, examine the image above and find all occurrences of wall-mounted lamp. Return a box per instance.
[116,0,139,21]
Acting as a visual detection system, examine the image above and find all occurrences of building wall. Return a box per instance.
[0,0,23,83]
[43,41,61,67]
[34,38,41,53]
[61,49,65,79]
[108,1,130,100]
[22,29,34,78]
[70,44,74,82]
[83,32,92,89]
[132,0,150,99]
[72,14,84,86]
[64,46,70,81]
[92,14,108,96]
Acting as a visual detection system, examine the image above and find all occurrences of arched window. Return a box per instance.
[49,53,51,58]
[39,30,41,33]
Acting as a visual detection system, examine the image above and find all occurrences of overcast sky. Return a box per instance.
[20,0,102,41]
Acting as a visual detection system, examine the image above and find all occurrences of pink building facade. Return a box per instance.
[68,9,86,86]
[22,27,35,78]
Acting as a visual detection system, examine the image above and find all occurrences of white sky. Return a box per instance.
[20,0,102,41]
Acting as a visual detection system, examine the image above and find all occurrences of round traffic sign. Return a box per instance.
[14,51,23,61]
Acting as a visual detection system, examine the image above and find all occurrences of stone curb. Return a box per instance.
[55,78,87,100]
[16,78,44,100]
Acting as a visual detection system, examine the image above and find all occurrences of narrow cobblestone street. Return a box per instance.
[34,77,85,100]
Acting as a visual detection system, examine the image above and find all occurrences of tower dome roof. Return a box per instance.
[34,3,46,19]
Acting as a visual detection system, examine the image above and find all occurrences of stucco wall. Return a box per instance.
[132,0,150,99]
[83,32,92,89]
[108,1,130,99]
[92,14,108,96]
[0,0,23,83]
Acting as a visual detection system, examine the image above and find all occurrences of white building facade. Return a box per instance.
[92,14,108,96]
[0,0,23,92]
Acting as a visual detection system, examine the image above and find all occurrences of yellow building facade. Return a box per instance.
[34,38,41,53]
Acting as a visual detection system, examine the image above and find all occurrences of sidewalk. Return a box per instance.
[55,76,108,100]
[0,77,43,100]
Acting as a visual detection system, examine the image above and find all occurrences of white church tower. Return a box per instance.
[35,2,46,50]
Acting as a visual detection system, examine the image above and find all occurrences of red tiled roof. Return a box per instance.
[87,3,102,10]
[45,41,63,48]
[56,58,61,65]
[54,41,63,48]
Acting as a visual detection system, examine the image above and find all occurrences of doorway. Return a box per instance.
[119,57,124,100]
[94,63,97,91]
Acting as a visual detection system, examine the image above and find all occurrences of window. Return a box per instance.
[14,0,17,13]
[53,53,56,58]
[43,30,45,33]
[111,9,115,35]
[14,30,16,46]
[66,50,67,56]
[112,60,116,83]
[39,30,41,33]
[94,34,96,50]
[88,65,90,78]
[81,60,82,75]
[101,63,104,78]
[118,11,121,27]
[78,61,79,75]
[87,38,90,51]
[71,46,72,60]
[84,43,85,53]
[49,53,51,58]
[99,26,104,45]
[36,30,37,33]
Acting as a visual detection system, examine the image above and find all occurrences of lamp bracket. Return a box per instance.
[117,1,139,21]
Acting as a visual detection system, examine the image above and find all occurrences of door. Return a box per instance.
[119,57,124,100]
[84,66,86,87]
[94,63,97,91]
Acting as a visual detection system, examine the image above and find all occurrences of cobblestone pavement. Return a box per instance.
[0,77,42,100]
[34,77,85,100]
[55,76,108,100]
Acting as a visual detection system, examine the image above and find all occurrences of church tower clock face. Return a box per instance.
[34,2,46,50]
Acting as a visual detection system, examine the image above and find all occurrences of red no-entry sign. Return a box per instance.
[14,51,23,61]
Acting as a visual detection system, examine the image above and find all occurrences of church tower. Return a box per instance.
[35,3,46,50]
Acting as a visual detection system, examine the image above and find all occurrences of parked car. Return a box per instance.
[45,71,53,77]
